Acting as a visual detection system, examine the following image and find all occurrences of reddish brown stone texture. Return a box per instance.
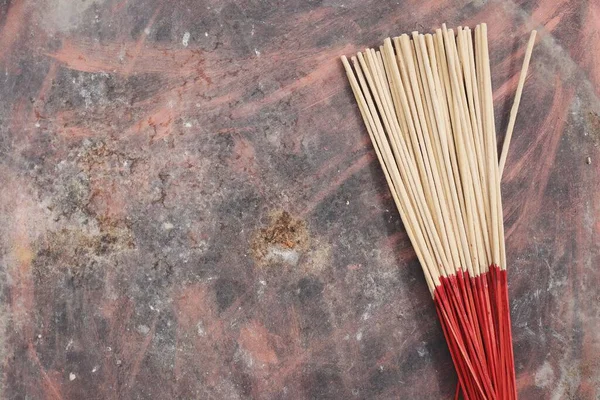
[0,0,598,398]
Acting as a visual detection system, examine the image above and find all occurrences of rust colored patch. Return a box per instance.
[77,141,140,220]
[32,219,134,280]
[251,210,309,266]
[238,321,278,365]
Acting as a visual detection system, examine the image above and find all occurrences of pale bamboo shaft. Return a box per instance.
[499,30,537,176]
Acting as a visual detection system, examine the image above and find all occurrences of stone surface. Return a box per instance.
[0,0,599,398]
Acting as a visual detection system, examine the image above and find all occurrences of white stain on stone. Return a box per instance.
[182,31,190,47]
[80,89,92,108]
[265,246,299,266]
[69,373,76,381]
[361,304,372,321]
[41,0,104,33]
[417,345,428,358]
[257,279,267,296]
[535,361,555,388]
[137,324,150,335]
[197,321,206,337]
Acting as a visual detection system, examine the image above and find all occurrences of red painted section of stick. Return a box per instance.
[435,282,486,399]
[433,267,517,400]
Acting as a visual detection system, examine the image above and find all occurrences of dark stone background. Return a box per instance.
[0,0,598,398]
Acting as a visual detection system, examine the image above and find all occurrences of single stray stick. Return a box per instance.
[498,30,537,177]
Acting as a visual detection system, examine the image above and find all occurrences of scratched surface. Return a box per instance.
[0,0,599,398]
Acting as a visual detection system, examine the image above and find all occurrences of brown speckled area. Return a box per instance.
[251,210,309,267]
[0,0,599,399]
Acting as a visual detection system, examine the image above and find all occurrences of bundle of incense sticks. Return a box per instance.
[341,24,535,399]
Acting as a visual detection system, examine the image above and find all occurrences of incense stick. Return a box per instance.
[499,30,537,176]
